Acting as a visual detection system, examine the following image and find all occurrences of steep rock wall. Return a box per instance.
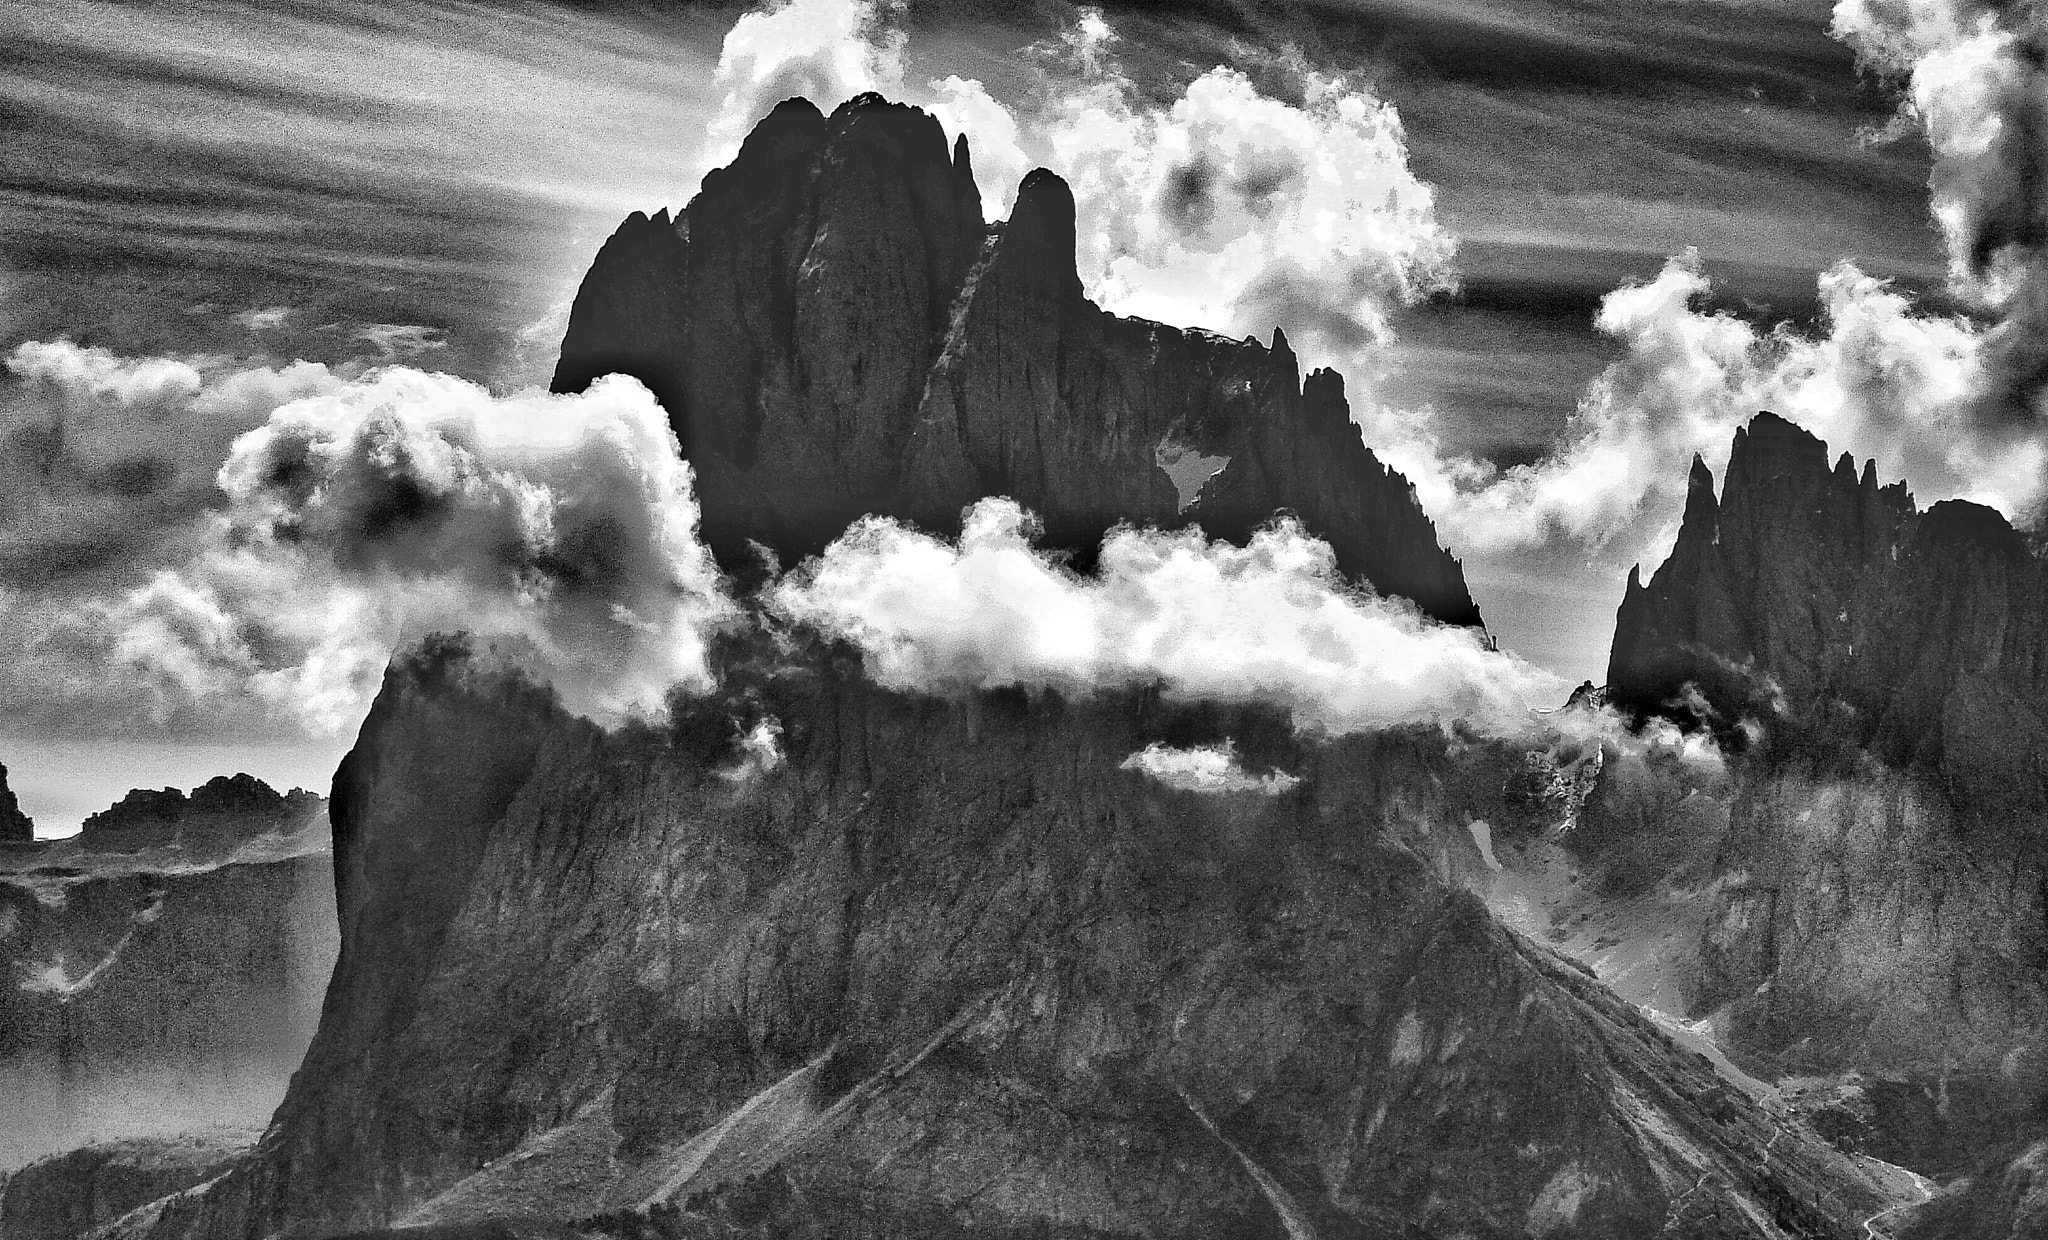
[140,641,1897,1240]
[552,95,1479,626]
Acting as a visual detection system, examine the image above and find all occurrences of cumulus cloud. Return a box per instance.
[1373,251,2035,570]
[1830,0,2048,433]
[698,0,905,185]
[768,498,1562,738]
[1038,13,1455,357]
[0,358,734,736]
[1120,742,1300,795]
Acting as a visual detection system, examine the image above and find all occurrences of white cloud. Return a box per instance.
[1120,742,1300,795]
[927,74,1031,220]
[1354,251,2040,578]
[698,0,906,187]
[768,497,1562,738]
[0,359,735,736]
[1040,15,1455,358]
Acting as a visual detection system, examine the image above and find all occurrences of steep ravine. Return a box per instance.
[127,639,1905,1239]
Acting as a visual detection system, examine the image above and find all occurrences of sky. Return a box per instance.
[0,0,2024,832]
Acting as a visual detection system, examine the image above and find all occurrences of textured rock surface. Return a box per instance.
[552,94,1480,626]
[132,640,1900,1240]
[0,791,335,1172]
[1,760,35,845]
[1594,412,2048,1180]
[0,1131,250,1240]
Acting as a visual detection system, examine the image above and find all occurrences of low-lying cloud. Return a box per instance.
[769,498,1562,738]
[1,356,733,736]
[1120,742,1300,796]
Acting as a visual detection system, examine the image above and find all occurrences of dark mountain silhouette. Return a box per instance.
[1575,411,2048,1229]
[0,761,33,845]
[552,94,1481,627]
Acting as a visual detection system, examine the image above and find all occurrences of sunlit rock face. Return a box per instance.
[1595,412,2048,1181]
[124,638,1901,1240]
[0,780,336,1173]
[552,93,1481,628]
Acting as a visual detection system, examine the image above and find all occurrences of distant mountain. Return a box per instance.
[0,774,336,1174]
[552,94,1481,627]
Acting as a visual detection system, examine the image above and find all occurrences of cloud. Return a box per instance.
[699,0,905,186]
[768,497,1562,738]
[927,74,1032,220]
[0,358,734,737]
[352,324,449,362]
[1829,0,2048,434]
[1120,742,1300,795]
[233,307,294,333]
[1372,251,2033,571]
[1038,13,1455,358]
[0,341,343,587]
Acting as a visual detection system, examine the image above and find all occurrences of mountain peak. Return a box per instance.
[551,94,1482,625]
[1609,409,2045,780]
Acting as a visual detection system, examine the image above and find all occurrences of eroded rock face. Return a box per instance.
[1594,411,2048,1177]
[552,94,1480,627]
[0,790,336,1173]
[136,640,1897,1240]
[1607,411,2048,787]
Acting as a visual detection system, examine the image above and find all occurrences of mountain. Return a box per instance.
[1585,411,2048,1192]
[1,761,35,845]
[551,94,1481,627]
[1608,410,2048,791]
[121,637,1905,1240]
[0,776,337,1174]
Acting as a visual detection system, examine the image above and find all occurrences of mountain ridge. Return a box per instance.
[552,93,1482,627]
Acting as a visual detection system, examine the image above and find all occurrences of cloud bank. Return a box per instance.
[769,498,1561,738]
[1,358,733,736]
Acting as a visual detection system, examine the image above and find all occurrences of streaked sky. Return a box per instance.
[0,0,1949,829]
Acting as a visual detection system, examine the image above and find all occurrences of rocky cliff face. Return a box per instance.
[552,95,1481,627]
[126,638,1906,1240]
[1,761,36,845]
[1608,411,2048,786]
[1590,412,2048,1188]
[0,782,336,1173]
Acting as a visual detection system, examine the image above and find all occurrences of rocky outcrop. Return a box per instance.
[1,761,35,845]
[1607,411,2048,788]
[1588,412,2048,1177]
[0,1131,250,1240]
[131,638,1904,1240]
[0,788,336,1174]
[552,94,1480,626]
